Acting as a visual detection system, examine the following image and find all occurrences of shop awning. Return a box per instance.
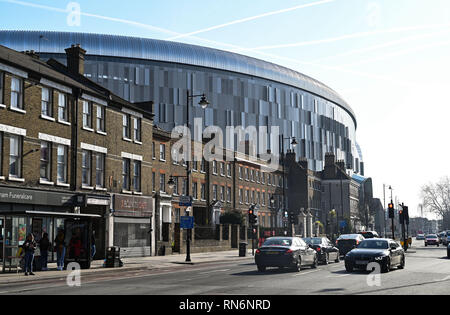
[24,211,101,218]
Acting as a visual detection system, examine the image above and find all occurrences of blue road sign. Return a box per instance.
[180,216,194,229]
[179,196,192,207]
[339,220,347,229]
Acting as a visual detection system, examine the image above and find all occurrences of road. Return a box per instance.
[1,240,448,295]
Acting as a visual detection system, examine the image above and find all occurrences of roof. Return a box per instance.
[0,30,356,126]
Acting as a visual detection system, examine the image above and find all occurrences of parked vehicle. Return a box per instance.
[425,234,439,247]
[416,234,425,240]
[442,231,450,246]
[358,231,380,239]
[336,234,365,256]
[344,239,405,273]
[255,237,318,272]
[303,237,340,264]
[447,243,450,258]
[438,231,446,244]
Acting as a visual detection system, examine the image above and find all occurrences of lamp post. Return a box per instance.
[181,91,209,262]
[280,134,298,236]
[389,185,394,239]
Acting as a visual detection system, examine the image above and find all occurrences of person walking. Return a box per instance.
[39,233,50,271]
[54,229,66,271]
[23,234,36,276]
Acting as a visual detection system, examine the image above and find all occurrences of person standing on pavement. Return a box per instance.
[39,233,50,271]
[23,233,36,276]
[54,229,66,271]
[91,230,96,261]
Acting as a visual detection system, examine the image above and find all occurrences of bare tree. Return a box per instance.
[421,176,450,229]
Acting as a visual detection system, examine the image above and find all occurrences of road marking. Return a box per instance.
[294,270,319,276]
[199,269,230,275]
[327,274,351,278]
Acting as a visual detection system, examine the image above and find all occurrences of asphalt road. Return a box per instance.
[1,240,449,295]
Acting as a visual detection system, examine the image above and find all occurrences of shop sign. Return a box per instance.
[113,194,153,217]
[0,186,83,207]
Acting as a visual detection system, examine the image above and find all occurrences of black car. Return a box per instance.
[303,237,340,264]
[447,243,450,258]
[359,231,380,239]
[344,239,405,273]
[336,234,365,256]
[255,237,318,272]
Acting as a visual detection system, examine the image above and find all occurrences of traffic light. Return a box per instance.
[403,206,409,225]
[248,206,257,225]
[399,208,404,224]
[288,211,296,224]
[388,203,394,218]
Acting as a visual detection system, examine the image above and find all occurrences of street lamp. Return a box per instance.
[184,91,209,262]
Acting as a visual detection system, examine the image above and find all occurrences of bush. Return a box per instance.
[219,211,244,225]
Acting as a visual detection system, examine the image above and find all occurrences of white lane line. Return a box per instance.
[294,270,320,276]
[199,269,230,275]
[327,274,351,278]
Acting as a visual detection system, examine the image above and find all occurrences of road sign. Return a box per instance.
[179,196,192,207]
[339,220,347,229]
[180,216,194,229]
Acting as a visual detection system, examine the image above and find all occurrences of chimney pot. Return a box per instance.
[65,44,86,75]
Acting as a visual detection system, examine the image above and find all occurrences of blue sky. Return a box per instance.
[1,0,450,219]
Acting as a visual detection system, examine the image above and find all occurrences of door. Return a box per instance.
[0,216,4,265]
[173,223,181,253]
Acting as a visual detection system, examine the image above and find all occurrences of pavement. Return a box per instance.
[0,249,255,285]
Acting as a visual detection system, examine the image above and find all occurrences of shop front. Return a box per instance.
[111,194,153,258]
[0,186,102,272]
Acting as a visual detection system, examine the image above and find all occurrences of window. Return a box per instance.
[96,153,105,188]
[82,100,92,129]
[40,141,51,181]
[239,166,242,179]
[10,77,23,110]
[220,162,225,176]
[192,182,198,200]
[133,160,141,192]
[152,172,156,192]
[262,192,266,206]
[133,117,141,142]
[213,184,218,200]
[57,93,68,122]
[152,142,156,159]
[245,190,249,204]
[227,164,231,177]
[9,135,22,178]
[96,105,105,132]
[41,87,52,117]
[122,158,130,190]
[82,150,92,186]
[123,114,131,139]
[212,161,218,174]
[0,133,2,176]
[57,145,68,184]
[201,158,206,172]
[172,177,179,195]
[159,173,166,192]
[192,160,198,171]
[239,188,243,204]
[227,187,232,203]
[159,144,166,161]
[220,186,225,201]
[201,183,206,200]
[262,172,265,184]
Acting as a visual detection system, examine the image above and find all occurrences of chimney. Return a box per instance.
[24,50,40,60]
[324,152,335,166]
[337,160,345,171]
[65,44,86,75]
[298,157,308,170]
[285,151,296,167]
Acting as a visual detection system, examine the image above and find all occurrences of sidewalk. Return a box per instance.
[0,249,255,285]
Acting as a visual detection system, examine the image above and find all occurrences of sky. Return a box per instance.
[0,0,449,219]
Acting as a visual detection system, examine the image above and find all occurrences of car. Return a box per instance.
[358,231,380,239]
[438,231,446,244]
[416,234,425,240]
[255,237,318,272]
[447,243,450,258]
[425,234,440,247]
[344,239,405,273]
[336,234,365,256]
[303,237,340,264]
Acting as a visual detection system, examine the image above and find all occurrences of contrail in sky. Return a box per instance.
[165,0,335,41]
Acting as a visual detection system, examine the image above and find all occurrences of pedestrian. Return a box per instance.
[39,233,50,271]
[91,230,96,261]
[54,229,66,271]
[23,233,36,276]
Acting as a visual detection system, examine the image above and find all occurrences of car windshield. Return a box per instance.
[263,238,292,247]
[426,235,437,238]
[338,234,360,240]
[357,240,388,249]
[303,238,322,245]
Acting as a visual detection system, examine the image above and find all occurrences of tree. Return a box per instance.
[421,176,450,229]
[219,211,244,225]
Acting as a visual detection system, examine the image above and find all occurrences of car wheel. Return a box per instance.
[311,255,318,269]
[335,252,340,263]
[257,265,266,272]
[294,256,302,272]
[345,262,353,272]
[398,255,405,269]
[382,258,390,273]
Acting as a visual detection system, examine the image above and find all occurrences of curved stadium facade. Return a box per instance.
[0,30,363,173]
